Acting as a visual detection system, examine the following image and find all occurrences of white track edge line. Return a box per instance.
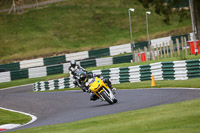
[0,107,37,130]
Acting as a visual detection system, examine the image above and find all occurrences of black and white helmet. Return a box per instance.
[80,73,88,82]
[70,60,76,68]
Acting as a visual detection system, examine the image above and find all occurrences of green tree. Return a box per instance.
[139,0,200,40]
[139,0,189,24]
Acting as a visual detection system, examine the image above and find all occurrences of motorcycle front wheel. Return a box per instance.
[100,91,114,104]
[113,98,117,103]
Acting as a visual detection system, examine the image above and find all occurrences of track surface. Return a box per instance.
[1,85,200,131]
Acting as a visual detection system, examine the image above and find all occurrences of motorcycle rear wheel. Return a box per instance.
[100,91,113,104]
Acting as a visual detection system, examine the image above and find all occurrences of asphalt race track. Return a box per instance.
[1,85,200,131]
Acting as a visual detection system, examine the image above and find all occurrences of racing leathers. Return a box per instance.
[68,64,86,78]
[68,62,86,89]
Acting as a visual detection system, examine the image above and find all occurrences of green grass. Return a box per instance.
[9,98,200,133]
[0,0,192,64]
[0,109,32,125]
[114,78,200,89]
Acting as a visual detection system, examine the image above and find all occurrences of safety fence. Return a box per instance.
[133,34,195,62]
[33,59,200,91]
[0,33,191,73]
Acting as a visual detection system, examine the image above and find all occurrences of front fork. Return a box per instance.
[98,87,115,101]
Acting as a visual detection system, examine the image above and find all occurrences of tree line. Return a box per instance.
[139,0,200,40]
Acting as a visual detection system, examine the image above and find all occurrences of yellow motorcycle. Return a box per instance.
[86,76,117,104]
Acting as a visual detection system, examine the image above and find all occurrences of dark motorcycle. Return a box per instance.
[73,68,87,91]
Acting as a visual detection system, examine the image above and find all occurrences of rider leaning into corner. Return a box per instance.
[68,60,87,87]
[79,72,116,101]
[68,60,86,77]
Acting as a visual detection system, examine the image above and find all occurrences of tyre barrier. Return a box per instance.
[33,59,200,91]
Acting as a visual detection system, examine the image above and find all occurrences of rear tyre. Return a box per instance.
[100,91,113,104]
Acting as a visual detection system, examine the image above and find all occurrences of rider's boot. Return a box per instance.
[73,81,78,86]
[90,93,99,101]
[108,85,116,94]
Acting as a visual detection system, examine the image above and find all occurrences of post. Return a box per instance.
[166,42,169,57]
[189,0,197,55]
[176,38,180,56]
[146,12,151,43]
[138,48,141,62]
[163,42,166,59]
[136,49,139,62]
[159,44,163,58]
[181,36,184,51]
[149,45,152,60]
[9,0,16,14]
[128,8,135,61]
[170,40,174,57]
[156,44,159,60]
[170,41,173,58]
[146,11,151,60]
[129,9,133,45]
[171,40,173,55]
[134,50,137,62]
[144,47,148,61]
[36,0,39,8]
[184,37,188,56]
[151,46,155,60]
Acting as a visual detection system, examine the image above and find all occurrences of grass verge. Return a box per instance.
[114,78,200,89]
[10,98,200,133]
[0,109,32,125]
[0,0,191,64]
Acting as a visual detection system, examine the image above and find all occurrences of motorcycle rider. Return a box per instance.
[68,60,86,87]
[68,60,86,77]
[80,72,116,101]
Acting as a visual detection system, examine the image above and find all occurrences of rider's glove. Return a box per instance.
[86,89,91,93]
[82,87,90,93]
[82,87,87,92]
